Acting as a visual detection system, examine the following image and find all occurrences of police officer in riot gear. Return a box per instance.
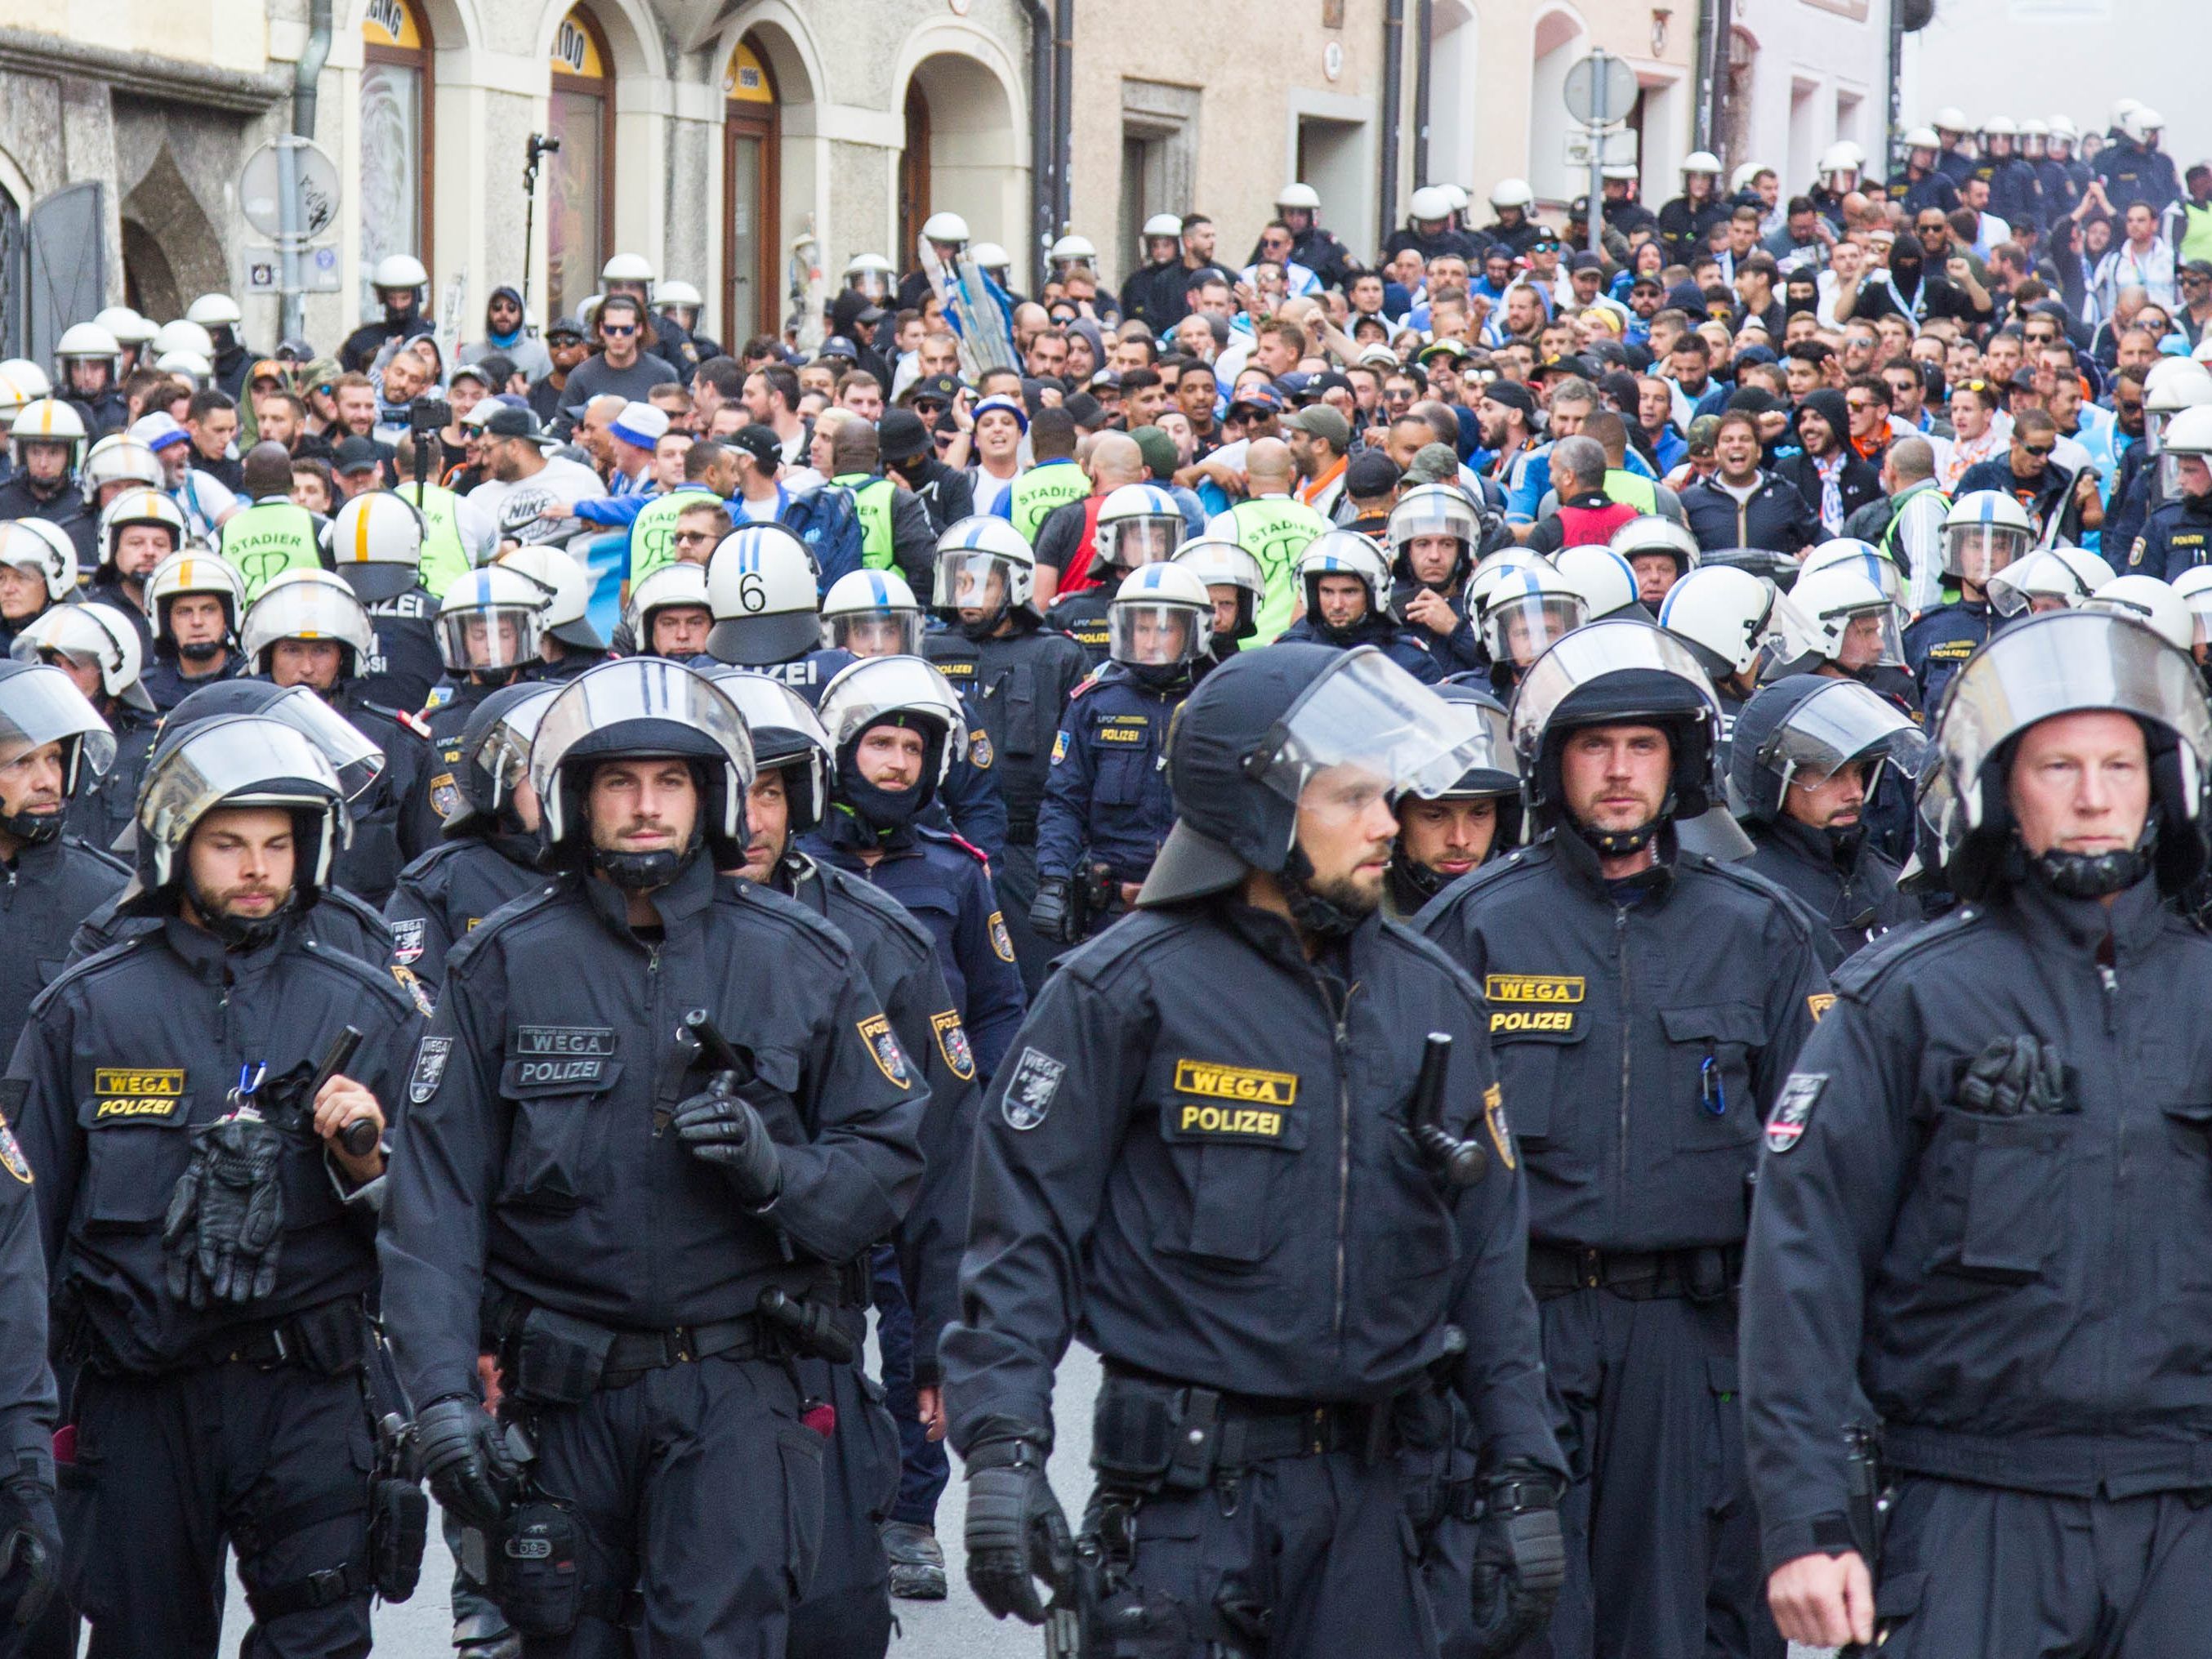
[1730,676,1924,968]
[407,566,549,853]
[1281,530,1446,682]
[384,680,557,1001]
[1042,484,1188,669]
[141,550,251,711]
[0,520,75,660]
[494,546,609,685]
[1384,682,1519,919]
[8,712,416,1657]
[0,662,124,1055]
[1902,491,2032,711]
[925,516,1091,992]
[1389,484,1493,676]
[381,658,926,1653]
[1417,619,1828,1659]
[702,523,854,701]
[1744,609,2212,1657]
[11,602,158,854]
[239,569,430,904]
[328,488,442,715]
[1172,536,1269,675]
[943,644,1566,1657]
[716,668,983,1636]
[1031,564,1208,943]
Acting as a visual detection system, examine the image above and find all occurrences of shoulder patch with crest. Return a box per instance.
[0,1086,30,1184]
[930,1009,976,1081]
[1807,992,1836,1023]
[428,772,464,822]
[1050,731,1068,765]
[1483,1081,1516,1171]
[970,728,993,769]
[390,916,426,966]
[390,964,435,1017]
[409,1037,454,1104]
[988,911,1016,962]
[857,1013,912,1088]
[1764,1072,1827,1154]
[1001,1046,1064,1130]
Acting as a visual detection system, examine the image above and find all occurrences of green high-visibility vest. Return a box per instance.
[627,488,724,586]
[832,473,898,569]
[2180,202,2212,268]
[1219,495,1333,645]
[1006,462,1090,544]
[390,482,475,598]
[219,499,323,602]
[1603,469,1657,514]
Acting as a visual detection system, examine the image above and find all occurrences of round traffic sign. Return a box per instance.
[239,138,342,242]
[1563,52,1639,127]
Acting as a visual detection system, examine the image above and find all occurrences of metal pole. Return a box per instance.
[1587,51,1607,258]
[522,143,541,319]
[277,139,304,343]
[1413,0,1434,188]
[1380,0,1404,258]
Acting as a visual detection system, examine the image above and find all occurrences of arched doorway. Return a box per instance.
[1528,9,1590,205]
[722,36,780,351]
[895,51,1019,274]
[359,0,435,316]
[898,80,931,272]
[547,4,614,325]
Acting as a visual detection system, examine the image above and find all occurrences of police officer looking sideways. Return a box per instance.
[943,644,1568,1658]
[8,715,415,1657]
[1744,609,2212,1657]
[381,658,926,1653]
[1416,619,1827,1659]
[1384,682,1519,919]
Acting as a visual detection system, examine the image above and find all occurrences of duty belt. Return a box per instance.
[597,1317,765,1389]
[1095,1362,1413,1492]
[1525,1242,1742,1301]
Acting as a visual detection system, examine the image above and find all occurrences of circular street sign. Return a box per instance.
[1563,53,1640,127]
[239,138,343,243]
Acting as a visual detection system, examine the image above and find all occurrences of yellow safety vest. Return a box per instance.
[1006,462,1091,545]
[1220,496,1333,645]
[219,499,323,602]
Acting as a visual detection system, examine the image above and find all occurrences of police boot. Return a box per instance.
[453,1612,521,1659]
[881,1519,948,1599]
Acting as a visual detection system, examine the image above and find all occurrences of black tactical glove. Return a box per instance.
[162,1112,287,1309]
[963,1436,1072,1625]
[1028,878,1077,945]
[0,1476,60,1628]
[413,1394,520,1532]
[670,1081,785,1208]
[1469,1463,1566,1658]
[1956,1036,2067,1117]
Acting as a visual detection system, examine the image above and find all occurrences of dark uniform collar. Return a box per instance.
[0,829,64,885]
[578,850,718,943]
[1544,821,1681,903]
[1763,813,1857,874]
[158,907,297,979]
[2002,867,2169,958]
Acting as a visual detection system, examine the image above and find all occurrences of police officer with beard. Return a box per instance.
[8,712,414,1657]
[1732,677,1924,969]
[1280,531,1445,682]
[1744,609,2212,1657]
[943,644,1566,1657]
[381,658,925,1653]
[1383,683,1520,920]
[0,664,125,1056]
[1416,619,1827,1659]
[1390,485,1493,676]
[716,668,983,1642]
[406,567,550,853]
[702,524,855,702]
[925,517,1091,992]
[384,681,557,1003]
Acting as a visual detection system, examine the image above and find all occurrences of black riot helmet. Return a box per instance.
[1387,680,1523,912]
[448,681,561,838]
[1728,675,1924,827]
[1933,609,2212,901]
[1138,644,1497,931]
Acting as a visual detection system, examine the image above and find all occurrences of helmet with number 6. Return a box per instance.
[705,523,823,665]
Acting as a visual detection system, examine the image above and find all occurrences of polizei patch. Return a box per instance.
[504,1026,618,1090]
[1001,1046,1064,1131]
[1764,1073,1827,1154]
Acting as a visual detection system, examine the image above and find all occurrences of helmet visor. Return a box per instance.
[1936,610,2212,805]
[1174,542,1266,597]
[240,581,372,663]
[1388,493,1479,552]
[1403,698,1515,801]
[1483,591,1589,667]
[1761,680,1924,801]
[137,718,340,858]
[1109,601,1206,667]
[1102,515,1184,567]
[0,665,115,775]
[816,656,970,763]
[702,671,831,761]
[1250,648,1501,814]
[2179,583,2212,649]
[435,603,543,671]
[1509,621,1719,765]
[1827,603,1907,669]
[471,686,560,812]
[827,607,926,658]
[934,551,1017,612]
[258,685,388,802]
[529,659,756,805]
[1944,523,2031,585]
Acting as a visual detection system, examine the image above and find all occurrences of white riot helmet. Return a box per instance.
[1817,142,1863,190]
[1108,562,1212,670]
[1799,537,1907,613]
[371,254,429,295]
[934,515,1040,629]
[1488,178,1535,212]
[1172,537,1267,641]
[843,254,896,301]
[1483,564,1590,669]
[436,565,547,674]
[651,279,703,314]
[1386,484,1482,586]
[1277,182,1322,212]
[2019,118,2050,155]
[497,544,606,653]
[698,667,834,832]
[2170,564,2212,654]
[55,322,121,379]
[1095,484,1186,571]
[94,306,155,348]
[1295,530,1395,622]
[1551,545,1639,618]
[815,653,970,794]
[185,294,243,329]
[149,319,214,359]
[1942,489,2036,585]
[1981,114,2018,140]
[1657,565,1795,680]
[1050,234,1099,275]
[600,252,654,288]
[2118,105,2164,146]
[1680,150,1723,181]
[0,520,76,606]
[822,569,925,658]
[2083,575,2193,653]
[79,434,166,506]
[1932,106,1971,136]
[969,243,1013,277]
[705,523,822,665]
[1465,546,1545,617]
[0,360,49,404]
[1788,564,1906,668]
[2047,115,2080,149]
[920,212,971,249]
[627,561,714,660]
[239,570,378,681]
[147,551,248,655]
[154,350,210,382]
[328,491,426,602]
[11,398,86,470]
[1902,127,1942,159]
[1142,213,1184,244]
[11,601,153,711]
[1607,515,1701,591]
[1408,186,1456,224]
[1730,162,1769,194]
[0,662,115,828]
[1986,545,2116,617]
[96,488,187,576]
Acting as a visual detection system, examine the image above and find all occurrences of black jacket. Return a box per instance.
[925,622,1092,840]
[1741,816,1918,970]
[0,832,128,1058]
[381,832,545,1001]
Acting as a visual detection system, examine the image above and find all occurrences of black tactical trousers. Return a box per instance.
[785,1355,899,1659]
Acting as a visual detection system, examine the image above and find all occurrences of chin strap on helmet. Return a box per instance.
[0,805,63,845]
[2024,814,2158,900]
[1280,844,1371,943]
[1572,787,1676,858]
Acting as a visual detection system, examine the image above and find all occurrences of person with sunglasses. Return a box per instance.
[554,293,679,426]
[1955,407,2103,547]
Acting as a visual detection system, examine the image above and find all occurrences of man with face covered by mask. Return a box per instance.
[1418,618,1828,1659]
[924,516,1090,992]
[1841,212,1996,330]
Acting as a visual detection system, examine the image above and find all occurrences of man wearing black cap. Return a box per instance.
[330,435,388,502]
[828,290,896,390]
[466,406,606,532]
[525,316,594,430]
[1339,449,1401,534]
[881,407,974,534]
[943,644,1567,1659]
